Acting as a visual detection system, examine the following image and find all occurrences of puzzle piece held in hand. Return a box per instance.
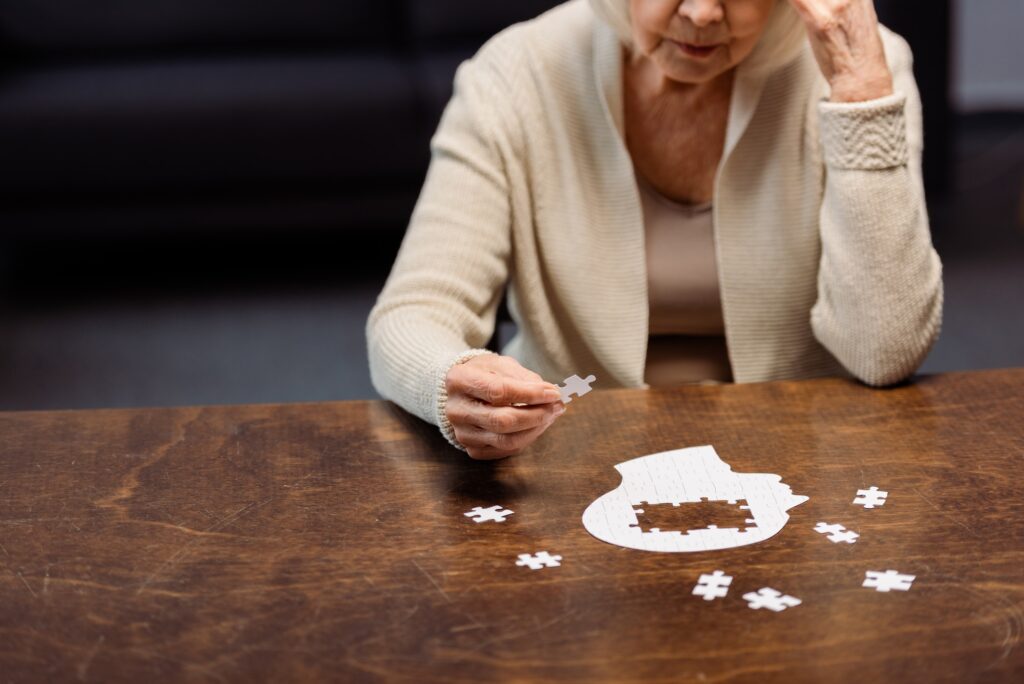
[814,521,859,544]
[743,587,802,612]
[464,505,514,523]
[863,569,915,592]
[853,486,888,509]
[558,374,597,404]
[516,551,562,570]
[692,570,733,601]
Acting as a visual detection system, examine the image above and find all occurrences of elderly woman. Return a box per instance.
[367,0,942,459]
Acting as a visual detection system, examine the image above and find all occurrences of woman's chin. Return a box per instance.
[645,47,726,84]
[659,61,727,85]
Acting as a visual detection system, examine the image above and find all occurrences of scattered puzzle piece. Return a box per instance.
[814,521,859,544]
[558,374,596,404]
[863,569,915,592]
[516,551,562,570]
[464,505,514,523]
[853,486,888,509]
[743,587,802,612]
[692,570,732,601]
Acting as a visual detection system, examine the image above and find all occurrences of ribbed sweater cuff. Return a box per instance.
[435,348,496,451]
[819,92,908,170]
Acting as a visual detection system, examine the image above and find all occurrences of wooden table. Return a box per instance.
[2,369,1023,683]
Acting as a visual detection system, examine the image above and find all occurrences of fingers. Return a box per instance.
[447,396,563,435]
[447,362,562,406]
[789,0,872,35]
[786,0,810,17]
[786,0,891,102]
[788,0,839,34]
[443,355,568,459]
[453,420,556,461]
[472,376,560,406]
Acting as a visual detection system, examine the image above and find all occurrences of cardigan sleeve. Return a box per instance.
[809,31,943,387]
[366,53,515,438]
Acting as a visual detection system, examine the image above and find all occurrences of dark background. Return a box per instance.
[1,0,1021,411]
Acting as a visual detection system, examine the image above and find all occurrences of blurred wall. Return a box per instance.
[954,0,1024,111]
[874,0,952,196]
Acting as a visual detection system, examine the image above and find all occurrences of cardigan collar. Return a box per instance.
[586,15,767,386]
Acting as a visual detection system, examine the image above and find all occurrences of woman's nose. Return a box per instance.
[677,0,725,28]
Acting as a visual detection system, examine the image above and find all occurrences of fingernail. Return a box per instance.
[544,389,562,402]
[554,405,566,417]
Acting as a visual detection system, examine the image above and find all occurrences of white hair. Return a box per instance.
[588,0,807,77]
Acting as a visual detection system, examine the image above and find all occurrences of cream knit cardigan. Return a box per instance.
[367,0,943,444]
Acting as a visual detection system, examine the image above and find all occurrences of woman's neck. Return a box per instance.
[622,48,735,205]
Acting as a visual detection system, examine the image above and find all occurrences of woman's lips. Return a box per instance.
[673,41,722,59]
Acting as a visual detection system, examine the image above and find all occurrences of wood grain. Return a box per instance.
[1,369,1023,683]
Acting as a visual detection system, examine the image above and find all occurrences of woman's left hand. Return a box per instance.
[787,0,894,103]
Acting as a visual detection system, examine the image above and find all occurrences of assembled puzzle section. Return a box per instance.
[630,497,755,535]
[582,445,808,552]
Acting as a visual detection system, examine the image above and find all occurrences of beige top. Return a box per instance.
[638,174,732,385]
[367,0,943,449]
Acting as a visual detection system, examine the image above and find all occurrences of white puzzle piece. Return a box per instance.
[516,551,562,570]
[814,522,859,544]
[464,505,514,523]
[581,445,808,552]
[558,374,596,404]
[743,587,802,611]
[853,486,888,508]
[863,569,915,592]
[692,570,733,601]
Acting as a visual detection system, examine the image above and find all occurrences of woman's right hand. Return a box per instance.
[444,355,565,460]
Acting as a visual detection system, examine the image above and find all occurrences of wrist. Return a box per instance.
[828,69,894,104]
[437,348,494,450]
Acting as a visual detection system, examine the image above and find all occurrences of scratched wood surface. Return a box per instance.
[1,369,1023,683]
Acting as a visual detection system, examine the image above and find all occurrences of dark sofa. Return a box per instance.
[0,0,562,241]
[0,0,945,245]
